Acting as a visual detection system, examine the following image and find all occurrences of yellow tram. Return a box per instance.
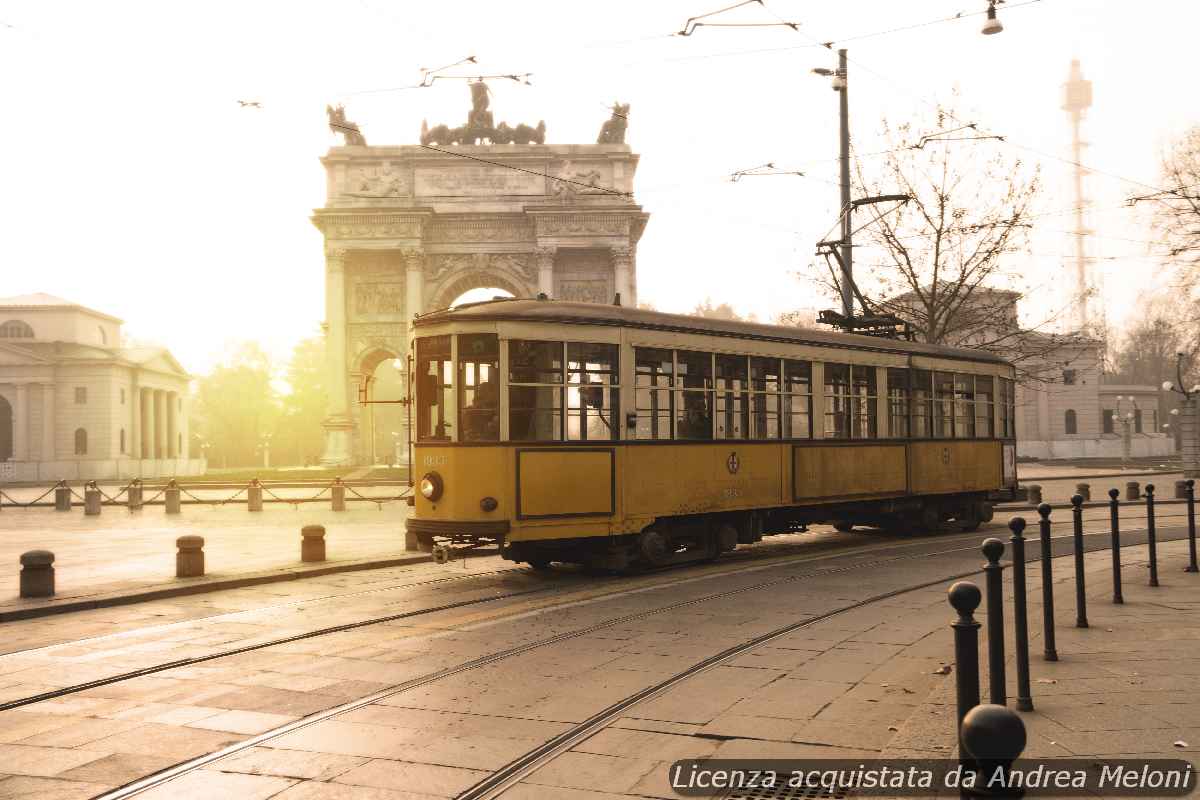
[406,299,1018,570]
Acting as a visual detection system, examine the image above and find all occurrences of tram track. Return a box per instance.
[81,522,1190,799]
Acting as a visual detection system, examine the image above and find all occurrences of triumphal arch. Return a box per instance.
[313,91,649,465]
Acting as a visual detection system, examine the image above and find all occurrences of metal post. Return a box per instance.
[1071,494,1088,628]
[981,539,1007,706]
[1008,517,1034,712]
[1185,479,1198,573]
[837,48,853,320]
[948,580,982,762]
[960,704,1028,799]
[1109,488,1124,603]
[1037,503,1058,661]
[1146,483,1159,587]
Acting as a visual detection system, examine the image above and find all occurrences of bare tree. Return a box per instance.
[819,104,1074,377]
[1150,126,1200,291]
[690,298,753,321]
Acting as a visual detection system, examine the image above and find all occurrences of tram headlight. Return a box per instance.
[419,471,444,501]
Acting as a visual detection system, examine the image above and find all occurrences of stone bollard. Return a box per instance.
[301,524,326,562]
[84,482,102,516]
[248,480,263,512]
[1075,482,1091,502]
[165,480,181,515]
[1176,479,1188,499]
[127,480,143,511]
[176,535,205,578]
[19,550,55,598]
[54,482,71,511]
[1026,484,1042,506]
[1126,480,1140,501]
[331,480,346,512]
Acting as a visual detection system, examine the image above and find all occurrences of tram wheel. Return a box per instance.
[527,559,553,571]
[832,521,855,533]
[638,529,670,567]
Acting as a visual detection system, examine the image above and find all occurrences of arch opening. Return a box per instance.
[450,287,515,308]
[356,347,406,466]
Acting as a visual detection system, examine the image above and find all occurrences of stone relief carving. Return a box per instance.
[429,219,530,243]
[349,323,405,359]
[344,163,407,198]
[534,214,631,237]
[556,280,610,304]
[354,283,405,316]
[424,253,536,284]
[315,214,424,239]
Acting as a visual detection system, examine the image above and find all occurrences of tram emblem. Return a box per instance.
[941,447,951,465]
[726,452,740,474]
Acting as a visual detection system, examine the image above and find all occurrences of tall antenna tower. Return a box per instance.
[1062,59,1093,335]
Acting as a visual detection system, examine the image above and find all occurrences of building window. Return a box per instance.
[567,342,618,441]
[714,354,748,440]
[458,333,499,442]
[674,350,714,440]
[782,360,812,439]
[0,320,34,338]
[1134,409,1143,434]
[120,428,126,453]
[635,348,673,440]
[749,357,781,439]
[98,326,107,345]
[75,387,87,404]
[1065,409,1077,435]
[120,388,126,405]
[509,340,564,441]
[1062,369,1076,385]
[887,368,910,438]
[74,428,87,455]
[1102,409,1114,434]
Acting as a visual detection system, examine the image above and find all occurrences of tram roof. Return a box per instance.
[413,299,1009,364]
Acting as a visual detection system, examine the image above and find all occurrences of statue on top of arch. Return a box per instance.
[420,81,545,146]
[596,103,629,144]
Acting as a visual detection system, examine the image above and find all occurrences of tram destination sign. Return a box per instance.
[414,165,545,197]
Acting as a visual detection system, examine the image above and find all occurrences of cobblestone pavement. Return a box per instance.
[0,517,1195,799]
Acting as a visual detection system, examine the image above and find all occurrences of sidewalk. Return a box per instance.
[0,504,423,621]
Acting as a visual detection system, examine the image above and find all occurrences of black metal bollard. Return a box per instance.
[961,704,1028,798]
[1185,479,1198,574]
[948,580,982,763]
[1037,503,1059,661]
[1071,494,1089,628]
[1146,484,1159,587]
[1109,488,1124,603]
[981,539,1007,706]
[1008,517,1034,712]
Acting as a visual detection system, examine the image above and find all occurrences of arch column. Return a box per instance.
[41,382,54,461]
[155,390,167,460]
[535,246,555,297]
[321,246,354,465]
[611,245,632,306]
[167,392,178,458]
[143,389,156,459]
[13,383,28,461]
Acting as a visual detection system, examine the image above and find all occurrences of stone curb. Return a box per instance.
[0,552,434,623]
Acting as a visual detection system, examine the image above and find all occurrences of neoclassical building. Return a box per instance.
[314,102,649,464]
[0,293,202,480]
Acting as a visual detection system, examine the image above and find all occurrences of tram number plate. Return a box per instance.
[722,487,742,500]
[423,455,447,467]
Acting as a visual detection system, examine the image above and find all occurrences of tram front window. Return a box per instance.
[459,334,499,442]
[510,340,564,441]
[416,335,453,441]
[567,342,618,441]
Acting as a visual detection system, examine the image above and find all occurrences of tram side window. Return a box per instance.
[458,334,499,442]
[675,350,713,440]
[715,354,748,439]
[934,372,955,438]
[416,335,453,441]
[999,378,1016,438]
[953,373,975,438]
[567,342,619,441]
[509,340,563,441]
[635,348,673,440]
[852,366,878,439]
[887,368,910,437]
[750,357,781,439]
[783,360,812,439]
[824,363,851,439]
[911,369,933,438]
[975,376,995,437]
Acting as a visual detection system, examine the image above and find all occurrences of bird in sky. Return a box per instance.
[237,100,263,108]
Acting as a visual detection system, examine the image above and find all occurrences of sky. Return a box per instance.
[1,0,1196,376]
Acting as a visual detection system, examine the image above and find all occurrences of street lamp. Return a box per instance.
[261,433,273,470]
[981,0,1004,35]
[1111,395,1140,465]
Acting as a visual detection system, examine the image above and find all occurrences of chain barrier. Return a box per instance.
[344,483,411,510]
[96,481,134,504]
[0,484,60,508]
[260,483,332,509]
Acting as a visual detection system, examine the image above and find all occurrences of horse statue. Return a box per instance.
[327,104,367,146]
[596,103,629,144]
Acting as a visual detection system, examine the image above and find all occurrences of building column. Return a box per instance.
[145,389,156,460]
[40,382,54,461]
[611,245,632,306]
[155,390,167,461]
[400,248,425,457]
[321,246,354,465]
[13,383,28,461]
[167,391,178,458]
[535,246,555,297]
[130,374,140,461]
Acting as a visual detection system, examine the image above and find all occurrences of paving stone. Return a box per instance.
[0,712,76,744]
[15,717,142,748]
[83,723,241,760]
[503,784,642,800]
[136,769,296,799]
[272,720,425,760]
[186,709,298,735]
[334,758,487,796]
[0,745,108,777]
[573,728,720,761]
[272,781,445,800]
[0,775,111,800]
[57,752,178,785]
[525,751,660,794]
[215,746,368,781]
[790,718,896,751]
[199,686,344,716]
[696,713,799,742]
